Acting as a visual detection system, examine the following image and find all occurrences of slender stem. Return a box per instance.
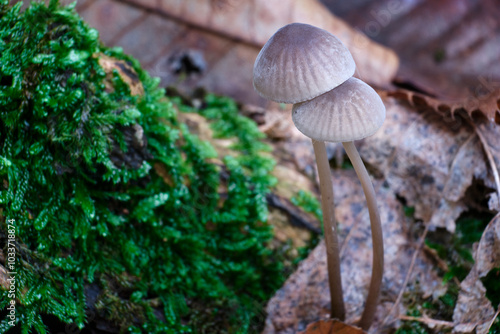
[342,141,384,330]
[312,139,345,321]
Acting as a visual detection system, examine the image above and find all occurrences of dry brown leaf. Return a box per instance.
[277,94,495,233]
[298,319,366,334]
[453,214,500,333]
[318,0,500,212]
[386,96,500,218]
[358,96,498,232]
[321,0,500,124]
[387,89,500,127]
[263,169,443,334]
[74,0,398,106]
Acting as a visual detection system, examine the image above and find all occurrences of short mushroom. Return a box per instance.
[253,22,356,321]
[292,77,386,330]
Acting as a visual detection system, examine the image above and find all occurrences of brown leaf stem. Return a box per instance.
[398,315,454,327]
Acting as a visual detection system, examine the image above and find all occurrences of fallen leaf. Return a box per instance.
[298,319,366,334]
[358,96,485,232]
[453,214,500,333]
[279,94,496,233]
[321,0,500,124]
[74,0,398,106]
[318,1,500,212]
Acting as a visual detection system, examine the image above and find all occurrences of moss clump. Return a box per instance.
[0,0,284,332]
[290,190,321,262]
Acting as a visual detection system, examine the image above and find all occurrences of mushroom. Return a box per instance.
[253,22,356,321]
[292,77,386,330]
[253,23,355,104]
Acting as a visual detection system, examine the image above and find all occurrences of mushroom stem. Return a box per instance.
[342,141,384,330]
[312,139,345,321]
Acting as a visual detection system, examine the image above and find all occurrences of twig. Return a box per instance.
[398,315,454,328]
[487,307,500,333]
[266,193,322,234]
[422,244,461,286]
[381,224,430,327]
[423,244,449,271]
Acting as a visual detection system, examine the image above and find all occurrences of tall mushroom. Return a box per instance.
[292,77,386,330]
[253,23,356,321]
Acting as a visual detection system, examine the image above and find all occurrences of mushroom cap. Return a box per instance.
[292,77,386,142]
[253,23,356,104]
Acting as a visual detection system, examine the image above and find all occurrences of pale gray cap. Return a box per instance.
[253,23,356,104]
[292,77,386,142]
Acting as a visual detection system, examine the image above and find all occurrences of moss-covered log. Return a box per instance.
[0,1,285,332]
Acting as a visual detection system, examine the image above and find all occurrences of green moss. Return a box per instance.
[340,158,353,170]
[414,213,495,333]
[291,190,323,224]
[403,206,415,218]
[290,190,321,262]
[426,214,492,283]
[0,1,284,332]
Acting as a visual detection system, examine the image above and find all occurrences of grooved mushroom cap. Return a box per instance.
[292,77,386,142]
[253,23,356,104]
